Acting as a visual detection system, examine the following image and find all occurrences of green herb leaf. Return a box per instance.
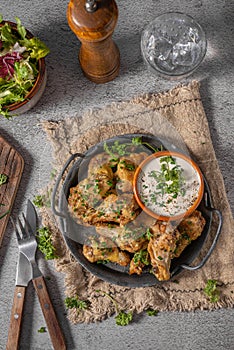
[38,326,46,333]
[0,173,8,185]
[0,209,9,219]
[146,309,159,316]
[37,226,58,260]
[145,228,153,240]
[133,250,150,266]
[149,156,186,199]
[115,311,133,326]
[204,279,220,303]
[65,296,89,310]
[33,195,45,208]
[132,136,162,153]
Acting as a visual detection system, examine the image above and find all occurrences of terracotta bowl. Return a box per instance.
[133,151,204,221]
[0,21,47,116]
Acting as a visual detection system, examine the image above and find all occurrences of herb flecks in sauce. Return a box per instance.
[138,155,200,217]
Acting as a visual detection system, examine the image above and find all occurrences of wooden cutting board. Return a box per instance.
[0,136,24,246]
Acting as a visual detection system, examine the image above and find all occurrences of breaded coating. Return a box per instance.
[174,210,206,258]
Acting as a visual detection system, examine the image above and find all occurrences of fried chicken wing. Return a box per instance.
[129,259,145,275]
[93,193,139,226]
[83,236,130,266]
[147,222,181,281]
[88,152,117,176]
[174,210,206,258]
[115,152,148,183]
[129,249,150,275]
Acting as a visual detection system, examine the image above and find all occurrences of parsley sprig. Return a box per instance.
[65,296,89,311]
[37,226,58,260]
[33,190,51,208]
[146,309,159,316]
[204,279,220,303]
[103,137,162,162]
[149,156,186,199]
[38,326,47,333]
[0,175,9,219]
[0,173,8,185]
[133,249,150,266]
[132,136,163,153]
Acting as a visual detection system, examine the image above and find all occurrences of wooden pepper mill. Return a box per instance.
[67,0,120,83]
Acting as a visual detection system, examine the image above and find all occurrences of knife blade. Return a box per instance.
[26,199,37,236]
[6,247,32,350]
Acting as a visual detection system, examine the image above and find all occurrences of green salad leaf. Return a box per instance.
[24,37,50,60]
[16,17,26,40]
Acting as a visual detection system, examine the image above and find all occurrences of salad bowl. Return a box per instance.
[0,18,49,118]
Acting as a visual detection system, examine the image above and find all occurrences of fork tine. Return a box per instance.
[17,217,28,239]
[10,217,21,242]
[22,213,34,237]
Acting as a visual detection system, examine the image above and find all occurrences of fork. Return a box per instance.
[7,215,66,350]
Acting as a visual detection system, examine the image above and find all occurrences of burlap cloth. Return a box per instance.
[41,81,234,323]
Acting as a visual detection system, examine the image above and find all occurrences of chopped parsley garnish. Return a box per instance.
[115,311,133,326]
[38,327,46,333]
[65,296,89,310]
[97,259,110,264]
[146,309,159,316]
[145,228,153,240]
[33,195,45,208]
[204,279,220,303]
[37,226,58,260]
[133,250,150,266]
[33,190,51,208]
[0,173,8,185]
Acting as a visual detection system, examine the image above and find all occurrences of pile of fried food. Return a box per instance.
[68,141,205,281]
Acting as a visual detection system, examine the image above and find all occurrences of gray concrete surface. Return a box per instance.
[0,1,234,349]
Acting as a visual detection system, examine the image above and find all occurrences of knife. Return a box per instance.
[6,247,32,349]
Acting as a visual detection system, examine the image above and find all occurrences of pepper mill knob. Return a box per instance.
[67,0,120,83]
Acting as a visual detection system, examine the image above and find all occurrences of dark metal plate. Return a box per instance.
[57,133,214,287]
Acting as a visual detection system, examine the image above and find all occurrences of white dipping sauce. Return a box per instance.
[137,155,201,217]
